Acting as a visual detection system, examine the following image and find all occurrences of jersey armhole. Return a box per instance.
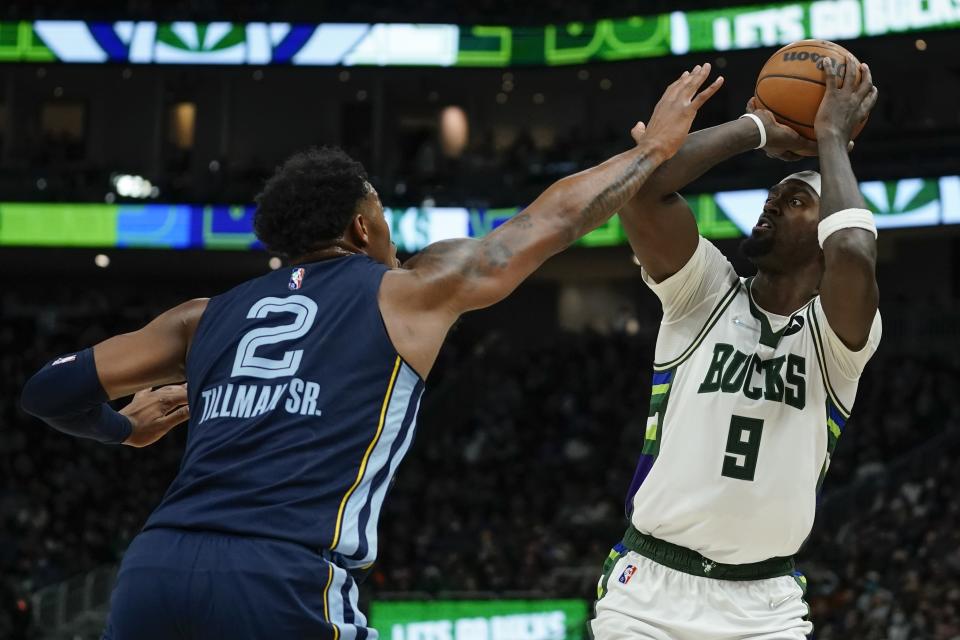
[806,303,852,418]
[185,295,219,374]
[653,279,741,372]
[373,266,427,385]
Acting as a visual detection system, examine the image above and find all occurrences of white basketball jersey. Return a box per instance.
[628,237,881,564]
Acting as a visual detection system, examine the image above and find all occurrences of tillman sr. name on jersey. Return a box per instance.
[196,379,323,424]
[697,343,806,410]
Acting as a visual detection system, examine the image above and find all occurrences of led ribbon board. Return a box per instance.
[1,1,958,66]
[369,599,589,640]
[1,175,957,253]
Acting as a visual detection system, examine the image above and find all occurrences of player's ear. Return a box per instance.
[346,214,370,248]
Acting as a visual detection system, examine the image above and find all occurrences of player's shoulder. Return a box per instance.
[805,294,882,382]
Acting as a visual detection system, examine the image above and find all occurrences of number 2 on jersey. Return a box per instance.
[231,295,318,379]
[721,415,764,481]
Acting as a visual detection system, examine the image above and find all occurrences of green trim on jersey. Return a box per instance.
[806,303,852,418]
[596,546,625,600]
[653,279,741,372]
[642,371,675,457]
[817,399,845,493]
[745,278,815,349]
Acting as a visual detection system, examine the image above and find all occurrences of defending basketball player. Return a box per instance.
[590,55,879,639]
[20,66,722,639]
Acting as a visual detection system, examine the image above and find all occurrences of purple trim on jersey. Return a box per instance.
[828,403,847,430]
[625,455,655,517]
[625,369,674,517]
[652,371,672,385]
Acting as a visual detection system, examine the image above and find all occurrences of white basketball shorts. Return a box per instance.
[590,551,812,640]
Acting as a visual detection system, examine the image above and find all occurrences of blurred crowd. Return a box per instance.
[804,433,960,639]
[2,283,960,639]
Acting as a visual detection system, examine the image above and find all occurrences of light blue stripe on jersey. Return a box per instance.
[328,564,349,640]
[334,363,421,558]
[358,392,423,564]
[348,577,365,630]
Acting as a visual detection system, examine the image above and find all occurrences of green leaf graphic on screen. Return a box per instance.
[156,23,246,56]
[862,178,938,216]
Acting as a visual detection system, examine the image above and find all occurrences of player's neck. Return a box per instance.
[751,266,820,316]
[292,241,363,265]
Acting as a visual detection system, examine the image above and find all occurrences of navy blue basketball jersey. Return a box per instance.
[144,254,424,569]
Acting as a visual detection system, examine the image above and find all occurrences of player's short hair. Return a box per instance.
[254,147,371,258]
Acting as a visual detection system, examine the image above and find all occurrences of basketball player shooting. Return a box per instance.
[590,55,880,639]
[21,65,722,639]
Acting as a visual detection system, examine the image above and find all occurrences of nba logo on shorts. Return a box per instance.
[288,268,305,290]
[618,565,637,584]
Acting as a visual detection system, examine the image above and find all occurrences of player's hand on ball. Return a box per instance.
[643,63,724,158]
[745,97,818,160]
[814,55,878,142]
[121,383,190,448]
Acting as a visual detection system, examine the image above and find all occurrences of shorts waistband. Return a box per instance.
[622,526,795,581]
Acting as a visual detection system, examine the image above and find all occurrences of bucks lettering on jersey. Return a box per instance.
[626,238,881,565]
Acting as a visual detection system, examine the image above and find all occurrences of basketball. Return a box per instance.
[755,39,867,140]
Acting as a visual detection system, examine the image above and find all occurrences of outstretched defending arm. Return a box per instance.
[814,56,880,350]
[402,64,723,312]
[21,298,206,447]
[618,102,817,283]
[380,64,724,377]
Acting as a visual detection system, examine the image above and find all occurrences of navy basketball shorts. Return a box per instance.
[102,528,370,640]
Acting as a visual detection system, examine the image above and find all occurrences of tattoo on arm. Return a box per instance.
[579,152,661,232]
[408,147,662,289]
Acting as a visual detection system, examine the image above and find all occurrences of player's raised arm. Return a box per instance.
[619,101,817,283]
[813,55,880,350]
[389,64,721,304]
[20,298,206,447]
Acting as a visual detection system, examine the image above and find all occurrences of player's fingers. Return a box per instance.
[662,65,702,101]
[669,70,690,91]
[158,384,189,411]
[691,75,724,109]
[856,63,873,96]
[861,86,879,115]
[682,63,711,95]
[819,56,839,90]
[745,96,759,113]
[159,404,190,428]
[162,382,188,395]
[842,54,858,91]
[656,72,685,103]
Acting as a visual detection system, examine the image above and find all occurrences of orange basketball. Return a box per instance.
[755,39,867,141]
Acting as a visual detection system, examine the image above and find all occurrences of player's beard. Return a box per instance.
[740,232,775,261]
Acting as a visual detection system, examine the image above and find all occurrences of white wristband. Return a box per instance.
[739,113,766,149]
[818,208,878,248]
